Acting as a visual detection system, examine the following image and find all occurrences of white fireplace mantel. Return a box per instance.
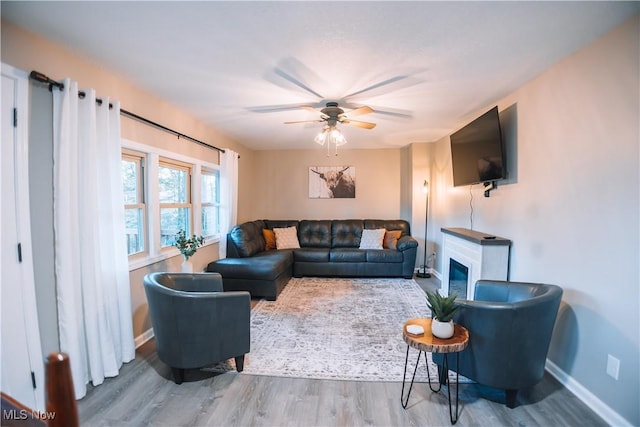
[441,227,511,300]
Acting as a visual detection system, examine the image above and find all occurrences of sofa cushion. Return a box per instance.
[229,220,266,257]
[359,228,386,249]
[330,248,367,262]
[298,220,332,248]
[262,229,276,251]
[366,249,404,263]
[331,220,363,248]
[383,230,403,249]
[274,226,301,249]
[293,248,330,262]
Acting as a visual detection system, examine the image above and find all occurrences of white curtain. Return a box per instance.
[219,148,239,258]
[52,79,135,399]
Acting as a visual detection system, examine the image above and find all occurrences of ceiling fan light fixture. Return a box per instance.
[314,126,329,145]
[285,102,372,154]
[314,125,347,156]
[328,127,347,146]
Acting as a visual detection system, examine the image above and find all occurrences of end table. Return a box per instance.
[401,318,469,424]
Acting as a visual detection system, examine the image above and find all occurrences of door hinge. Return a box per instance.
[17,243,22,263]
[13,108,17,127]
[31,371,36,389]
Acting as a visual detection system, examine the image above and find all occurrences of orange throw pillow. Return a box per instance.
[263,229,276,251]
[383,230,402,249]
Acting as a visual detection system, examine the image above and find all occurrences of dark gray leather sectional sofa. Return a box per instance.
[206,219,418,300]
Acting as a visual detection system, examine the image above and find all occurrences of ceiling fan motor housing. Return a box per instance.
[321,102,346,127]
[284,102,375,129]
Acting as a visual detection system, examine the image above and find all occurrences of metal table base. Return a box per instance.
[400,345,461,424]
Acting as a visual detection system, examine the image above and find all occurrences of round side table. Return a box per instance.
[401,318,469,425]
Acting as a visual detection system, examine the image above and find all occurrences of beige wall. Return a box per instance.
[249,148,407,220]
[430,16,639,425]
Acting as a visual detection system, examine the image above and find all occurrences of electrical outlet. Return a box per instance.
[606,354,620,380]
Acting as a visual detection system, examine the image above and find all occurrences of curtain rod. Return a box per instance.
[29,70,227,155]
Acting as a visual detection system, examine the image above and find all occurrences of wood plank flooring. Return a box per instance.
[78,340,605,426]
[78,276,607,426]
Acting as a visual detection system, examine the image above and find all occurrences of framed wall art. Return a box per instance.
[308,166,356,199]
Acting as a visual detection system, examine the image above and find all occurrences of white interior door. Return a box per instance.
[1,63,45,411]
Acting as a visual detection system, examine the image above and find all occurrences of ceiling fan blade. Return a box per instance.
[248,103,313,113]
[343,119,376,130]
[344,76,408,99]
[346,105,374,117]
[343,69,425,99]
[367,107,413,119]
[284,119,324,125]
[337,101,413,119]
[274,68,324,99]
[301,105,318,113]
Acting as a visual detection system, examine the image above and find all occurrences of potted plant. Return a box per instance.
[174,229,205,272]
[426,290,460,339]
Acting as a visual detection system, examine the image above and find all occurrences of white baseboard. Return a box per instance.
[430,269,443,282]
[134,328,154,349]
[546,359,631,427]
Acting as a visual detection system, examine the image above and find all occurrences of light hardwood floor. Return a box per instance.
[78,276,607,426]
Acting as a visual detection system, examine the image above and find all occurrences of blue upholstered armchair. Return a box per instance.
[434,280,563,408]
[143,272,250,384]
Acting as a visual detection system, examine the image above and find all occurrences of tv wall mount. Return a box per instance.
[483,181,497,197]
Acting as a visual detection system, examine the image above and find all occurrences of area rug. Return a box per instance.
[239,277,459,383]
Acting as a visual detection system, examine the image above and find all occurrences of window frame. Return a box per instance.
[121,138,221,271]
[158,157,193,250]
[200,167,220,238]
[121,149,147,260]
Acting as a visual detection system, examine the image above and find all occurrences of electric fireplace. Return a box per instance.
[441,227,511,300]
[448,258,469,299]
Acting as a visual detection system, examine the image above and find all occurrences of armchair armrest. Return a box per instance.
[151,272,224,293]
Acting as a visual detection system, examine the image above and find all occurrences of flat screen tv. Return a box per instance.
[450,106,506,187]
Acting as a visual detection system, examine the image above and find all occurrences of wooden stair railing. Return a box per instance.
[45,352,79,427]
[0,352,78,427]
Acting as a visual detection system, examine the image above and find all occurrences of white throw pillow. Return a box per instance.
[359,228,386,250]
[274,226,301,249]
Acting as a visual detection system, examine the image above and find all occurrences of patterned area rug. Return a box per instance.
[239,277,452,383]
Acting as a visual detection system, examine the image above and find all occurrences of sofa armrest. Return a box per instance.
[397,235,418,251]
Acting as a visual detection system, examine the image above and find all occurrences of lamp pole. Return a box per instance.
[416,180,431,278]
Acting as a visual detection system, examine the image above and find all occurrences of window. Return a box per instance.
[201,169,220,237]
[122,150,146,255]
[121,139,221,268]
[158,159,192,248]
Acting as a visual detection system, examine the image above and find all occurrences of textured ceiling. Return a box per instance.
[3,1,638,150]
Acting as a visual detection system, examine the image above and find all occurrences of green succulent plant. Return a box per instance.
[174,229,205,260]
[426,290,460,323]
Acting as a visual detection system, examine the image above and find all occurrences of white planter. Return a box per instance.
[181,258,193,273]
[431,318,454,339]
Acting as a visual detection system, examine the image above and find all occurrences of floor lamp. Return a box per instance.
[416,180,431,278]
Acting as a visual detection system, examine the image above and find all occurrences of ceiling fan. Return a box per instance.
[284,102,376,130]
